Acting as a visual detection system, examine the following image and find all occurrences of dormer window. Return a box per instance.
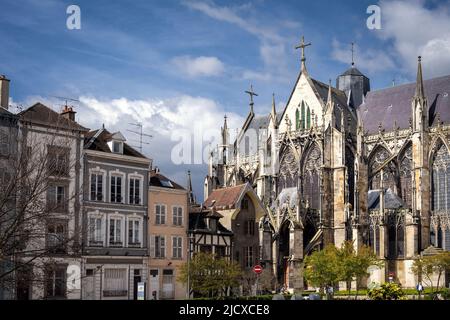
[107,132,126,154]
[113,141,123,154]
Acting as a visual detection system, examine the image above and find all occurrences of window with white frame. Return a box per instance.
[151,235,165,258]
[155,204,166,225]
[129,177,141,205]
[172,206,183,226]
[110,175,123,203]
[172,236,182,259]
[90,172,104,201]
[109,217,123,246]
[88,216,103,246]
[103,268,127,297]
[128,218,141,246]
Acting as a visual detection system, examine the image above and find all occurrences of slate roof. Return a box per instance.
[84,128,147,158]
[203,184,247,209]
[359,75,450,134]
[368,188,405,210]
[149,171,185,190]
[340,66,367,77]
[19,103,88,132]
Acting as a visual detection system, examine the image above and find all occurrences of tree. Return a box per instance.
[178,252,242,298]
[0,117,83,299]
[337,241,382,299]
[304,245,341,297]
[412,251,450,294]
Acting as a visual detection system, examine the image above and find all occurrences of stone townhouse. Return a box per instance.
[17,102,88,299]
[0,75,19,300]
[81,127,151,300]
[148,168,188,300]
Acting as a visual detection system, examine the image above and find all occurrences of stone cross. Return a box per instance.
[245,84,258,112]
[295,36,311,68]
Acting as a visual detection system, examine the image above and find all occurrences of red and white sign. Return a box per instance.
[253,265,263,275]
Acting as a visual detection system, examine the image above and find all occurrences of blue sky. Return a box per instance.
[1,0,450,200]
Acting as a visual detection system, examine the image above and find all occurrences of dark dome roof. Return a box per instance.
[340,66,366,77]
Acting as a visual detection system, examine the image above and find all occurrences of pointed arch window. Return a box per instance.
[302,145,321,210]
[295,109,300,130]
[306,107,311,129]
[399,145,413,208]
[301,102,306,130]
[432,143,450,212]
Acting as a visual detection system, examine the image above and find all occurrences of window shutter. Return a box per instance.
[150,235,155,258]
[162,236,166,258]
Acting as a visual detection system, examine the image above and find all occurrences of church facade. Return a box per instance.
[204,39,450,292]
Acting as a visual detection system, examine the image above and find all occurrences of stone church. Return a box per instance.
[204,37,450,292]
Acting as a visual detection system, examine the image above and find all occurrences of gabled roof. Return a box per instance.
[84,128,147,158]
[19,103,88,132]
[149,171,185,190]
[359,74,450,134]
[278,70,353,125]
[368,188,405,210]
[203,184,248,209]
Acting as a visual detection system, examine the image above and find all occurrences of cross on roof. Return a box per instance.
[245,84,258,107]
[295,36,311,66]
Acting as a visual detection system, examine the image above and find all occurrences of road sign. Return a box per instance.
[253,264,263,275]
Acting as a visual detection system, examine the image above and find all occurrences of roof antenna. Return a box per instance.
[127,122,153,154]
[392,77,396,87]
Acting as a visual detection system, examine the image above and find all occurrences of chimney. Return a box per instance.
[61,105,76,121]
[0,75,10,110]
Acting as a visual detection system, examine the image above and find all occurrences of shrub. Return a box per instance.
[367,282,406,300]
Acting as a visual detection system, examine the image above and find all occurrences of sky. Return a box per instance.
[1,0,450,201]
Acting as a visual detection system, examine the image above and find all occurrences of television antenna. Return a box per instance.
[127,122,152,154]
[51,96,80,109]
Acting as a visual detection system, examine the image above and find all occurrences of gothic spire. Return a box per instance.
[271,93,277,124]
[221,114,228,145]
[415,56,425,99]
[187,170,196,205]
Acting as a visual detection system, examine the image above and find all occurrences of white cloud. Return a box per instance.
[183,0,295,83]
[331,39,396,74]
[172,55,225,77]
[378,0,450,78]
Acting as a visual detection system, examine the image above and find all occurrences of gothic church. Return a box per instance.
[204,37,450,292]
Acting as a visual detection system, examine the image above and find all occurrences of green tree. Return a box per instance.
[337,241,382,299]
[411,251,450,294]
[178,252,242,298]
[304,245,341,297]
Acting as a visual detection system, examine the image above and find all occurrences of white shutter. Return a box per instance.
[150,235,155,258]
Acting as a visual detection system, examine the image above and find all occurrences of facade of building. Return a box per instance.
[18,103,88,299]
[148,169,188,300]
[206,40,450,291]
[0,75,19,300]
[203,183,267,272]
[81,128,151,300]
